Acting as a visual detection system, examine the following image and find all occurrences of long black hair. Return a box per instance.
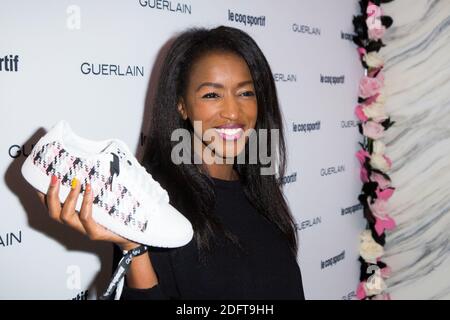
[143,25,298,259]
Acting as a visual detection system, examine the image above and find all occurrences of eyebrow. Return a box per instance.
[196,80,254,92]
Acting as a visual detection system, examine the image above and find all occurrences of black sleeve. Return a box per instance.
[117,246,181,300]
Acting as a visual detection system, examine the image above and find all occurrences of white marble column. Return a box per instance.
[380,0,450,299]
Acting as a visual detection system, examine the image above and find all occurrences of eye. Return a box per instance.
[202,92,220,99]
[240,91,255,97]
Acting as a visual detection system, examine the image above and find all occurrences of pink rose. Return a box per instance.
[363,93,381,106]
[366,5,386,41]
[355,105,369,121]
[358,47,367,58]
[361,166,369,183]
[367,2,382,18]
[369,198,388,219]
[356,149,370,165]
[357,281,367,300]
[362,121,384,139]
[359,75,383,99]
[366,15,382,30]
[368,25,386,40]
[376,187,395,201]
[375,216,396,235]
[370,172,391,189]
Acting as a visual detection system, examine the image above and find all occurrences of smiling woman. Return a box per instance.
[37,25,304,300]
[123,25,305,299]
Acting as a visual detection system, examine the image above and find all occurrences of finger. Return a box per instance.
[46,175,63,223]
[79,183,106,241]
[60,177,86,234]
[78,187,124,243]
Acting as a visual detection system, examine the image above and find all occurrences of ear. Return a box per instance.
[177,98,188,120]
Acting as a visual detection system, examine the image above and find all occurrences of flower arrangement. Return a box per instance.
[352,0,395,300]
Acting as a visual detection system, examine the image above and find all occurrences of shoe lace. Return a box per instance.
[114,148,169,206]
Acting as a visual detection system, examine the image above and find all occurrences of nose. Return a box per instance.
[219,95,239,121]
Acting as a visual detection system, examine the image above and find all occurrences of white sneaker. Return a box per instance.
[22,120,193,248]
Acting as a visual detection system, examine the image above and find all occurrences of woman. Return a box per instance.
[38,26,304,299]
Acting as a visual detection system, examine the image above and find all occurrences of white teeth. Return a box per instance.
[214,128,243,135]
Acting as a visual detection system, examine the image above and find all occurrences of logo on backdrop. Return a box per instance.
[295,216,322,232]
[0,55,19,72]
[279,172,298,185]
[320,74,345,85]
[341,120,359,129]
[340,31,354,41]
[8,144,35,158]
[292,23,321,36]
[80,62,144,77]
[273,73,297,82]
[227,9,266,27]
[341,203,363,216]
[292,120,321,133]
[320,165,345,177]
[0,230,22,247]
[321,250,345,269]
[342,290,357,300]
[72,290,89,300]
[138,0,192,14]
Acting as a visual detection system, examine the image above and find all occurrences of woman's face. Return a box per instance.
[178,51,258,161]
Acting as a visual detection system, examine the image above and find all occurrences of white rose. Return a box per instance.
[372,140,386,154]
[376,90,387,104]
[363,101,387,120]
[370,153,390,172]
[359,230,384,263]
[369,97,386,108]
[360,230,374,242]
[364,52,384,69]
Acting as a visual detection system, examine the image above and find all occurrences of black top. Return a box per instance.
[121,177,304,300]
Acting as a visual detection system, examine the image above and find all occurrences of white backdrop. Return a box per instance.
[0,0,365,299]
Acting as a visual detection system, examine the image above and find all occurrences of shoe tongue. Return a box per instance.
[100,140,136,168]
[98,140,115,152]
[100,140,124,158]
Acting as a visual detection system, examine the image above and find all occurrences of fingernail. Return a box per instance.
[50,175,58,186]
[71,178,78,190]
[85,183,91,194]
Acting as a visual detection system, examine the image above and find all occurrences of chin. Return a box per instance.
[213,144,246,161]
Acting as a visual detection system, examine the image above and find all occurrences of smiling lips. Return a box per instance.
[213,124,244,141]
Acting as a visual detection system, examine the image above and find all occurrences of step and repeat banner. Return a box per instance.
[0,0,365,299]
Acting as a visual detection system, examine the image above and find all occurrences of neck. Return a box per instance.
[204,162,238,181]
